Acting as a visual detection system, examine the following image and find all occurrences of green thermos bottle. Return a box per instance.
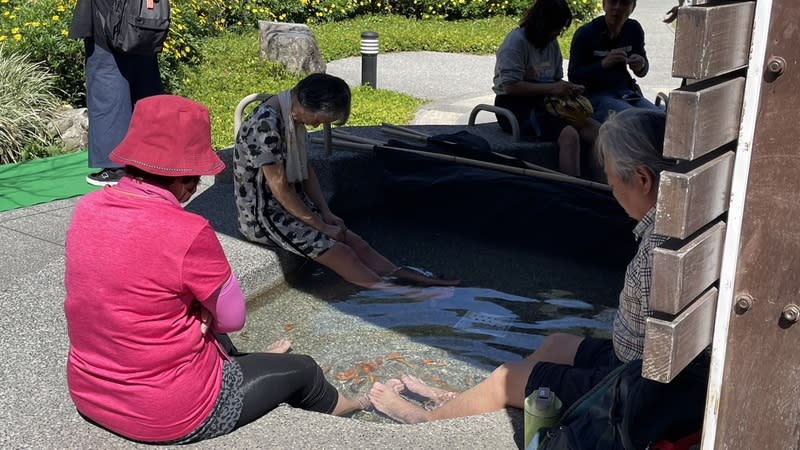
[524,387,562,449]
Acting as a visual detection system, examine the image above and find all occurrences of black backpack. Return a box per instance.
[106,0,170,54]
[537,355,709,450]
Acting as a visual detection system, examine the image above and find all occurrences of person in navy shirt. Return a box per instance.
[568,0,662,122]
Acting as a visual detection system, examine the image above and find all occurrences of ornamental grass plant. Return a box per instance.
[0,46,62,164]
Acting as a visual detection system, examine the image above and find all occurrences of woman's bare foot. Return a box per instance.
[265,339,292,354]
[369,381,432,424]
[401,374,458,408]
[332,392,370,416]
[384,378,406,394]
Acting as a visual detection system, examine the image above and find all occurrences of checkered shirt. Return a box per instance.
[613,207,668,363]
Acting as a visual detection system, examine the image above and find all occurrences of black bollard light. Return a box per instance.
[360,31,378,88]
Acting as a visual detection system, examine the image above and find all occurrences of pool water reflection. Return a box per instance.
[233,275,615,422]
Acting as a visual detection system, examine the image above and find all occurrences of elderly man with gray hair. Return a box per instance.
[368,108,677,424]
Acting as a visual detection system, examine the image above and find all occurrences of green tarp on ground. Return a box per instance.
[0,151,99,212]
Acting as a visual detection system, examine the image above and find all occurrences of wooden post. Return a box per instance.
[703,0,800,448]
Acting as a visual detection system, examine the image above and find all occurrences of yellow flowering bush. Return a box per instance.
[0,0,83,105]
[231,0,599,24]
[0,0,599,108]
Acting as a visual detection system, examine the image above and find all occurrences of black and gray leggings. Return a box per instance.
[233,350,339,425]
[171,334,339,444]
[83,335,339,445]
[219,333,339,426]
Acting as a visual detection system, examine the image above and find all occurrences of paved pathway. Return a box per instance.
[327,0,678,125]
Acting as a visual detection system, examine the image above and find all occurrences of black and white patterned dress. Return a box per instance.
[233,98,335,259]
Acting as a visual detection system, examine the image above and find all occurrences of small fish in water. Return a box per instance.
[374,357,384,367]
[465,375,474,387]
[359,361,376,373]
[386,352,414,368]
[335,369,358,381]
[321,365,332,375]
[283,323,295,332]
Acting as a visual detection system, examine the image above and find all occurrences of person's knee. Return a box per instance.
[343,232,371,253]
[536,333,583,365]
[486,363,513,399]
[558,126,579,143]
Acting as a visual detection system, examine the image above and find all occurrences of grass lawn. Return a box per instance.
[176,15,579,149]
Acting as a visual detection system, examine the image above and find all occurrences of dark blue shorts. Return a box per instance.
[525,337,622,409]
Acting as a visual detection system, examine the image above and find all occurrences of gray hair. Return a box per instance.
[595,108,675,183]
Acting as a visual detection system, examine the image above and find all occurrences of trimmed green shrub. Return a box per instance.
[0,46,62,164]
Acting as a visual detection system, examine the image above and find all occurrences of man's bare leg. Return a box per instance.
[370,334,584,423]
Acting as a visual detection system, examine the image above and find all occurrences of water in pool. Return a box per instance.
[231,267,616,423]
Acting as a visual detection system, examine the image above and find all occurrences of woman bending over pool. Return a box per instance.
[233,73,458,289]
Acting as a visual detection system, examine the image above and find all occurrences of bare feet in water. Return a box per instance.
[368,381,431,424]
[389,267,460,287]
[371,282,456,301]
[384,378,406,394]
[401,374,457,409]
[265,339,292,354]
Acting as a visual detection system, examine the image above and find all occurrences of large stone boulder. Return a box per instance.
[50,106,88,152]
[259,21,326,75]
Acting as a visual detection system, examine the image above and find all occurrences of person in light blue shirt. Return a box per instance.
[492,0,601,178]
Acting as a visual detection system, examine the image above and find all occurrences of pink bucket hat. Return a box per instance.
[110,95,224,176]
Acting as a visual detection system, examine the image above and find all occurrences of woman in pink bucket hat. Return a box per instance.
[64,95,370,444]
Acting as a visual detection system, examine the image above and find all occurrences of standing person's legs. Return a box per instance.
[84,39,132,170]
[117,52,163,102]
